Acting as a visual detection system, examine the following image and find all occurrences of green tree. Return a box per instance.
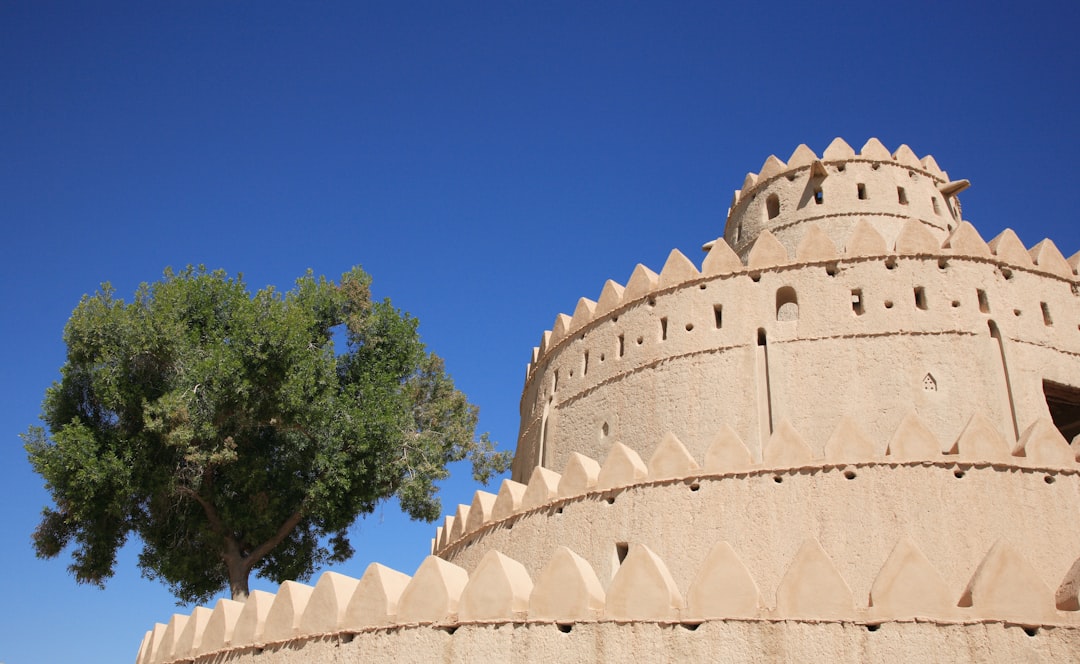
[24,266,509,603]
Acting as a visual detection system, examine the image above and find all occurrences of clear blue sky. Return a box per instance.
[2,2,1078,662]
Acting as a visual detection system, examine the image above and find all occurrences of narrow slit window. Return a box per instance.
[553,369,559,393]
[897,187,908,205]
[617,334,625,358]
[660,317,668,341]
[915,287,927,310]
[583,350,590,375]
[814,187,823,205]
[766,193,781,220]
[615,542,630,566]
[932,196,941,215]
[1042,302,1053,326]
[977,289,989,313]
[851,289,864,316]
[857,183,867,200]
[713,304,723,329]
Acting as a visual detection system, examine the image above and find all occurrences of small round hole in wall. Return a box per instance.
[954,470,965,479]
[773,476,783,484]
[951,300,960,308]
[1014,309,1022,317]
[1045,475,1056,484]
[600,353,605,362]
[938,258,948,270]
[601,422,609,437]
[557,623,573,634]
[612,316,618,323]
[699,284,707,290]
[837,164,846,172]
[1001,268,1013,280]
[569,369,574,377]
[681,622,701,631]
[340,634,355,644]
[685,323,694,331]
[885,257,896,270]
[826,263,838,277]
[648,298,656,307]
[605,496,615,505]
[871,162,880,170]
[689,482,700,492]
[865,623,880,632]
[751,273,761,282]
[787,173,796,181]
[844,470,856,480]
[1023,626,1039,637]
[636,336,643,345]
[884,300,894,309]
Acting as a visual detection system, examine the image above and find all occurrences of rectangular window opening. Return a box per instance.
[660,317,668,341]
[1044,381,1080,442]
[583,350,590,375]
[713,304,723,329]
[897,186,908,205]
[857,183,867,200]
[915,287,927,310]
[977,289,989,313]
[814,187,823,205]
[617,334,625,358]
[851,289,864,316]
[932,196,941,215]
[1041,302,1053,326]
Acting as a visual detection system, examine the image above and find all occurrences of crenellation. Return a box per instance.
[196,598,244,656]
[558,452,601,498]
[597,442,648,491]
[466,490,497,533]
[343,563,411,628]
[658,249,700,289]
[646,432,700,480]
[158,614,188,664]
[173,606,212,662]
[685,541,762,620]
[1028,239,1074,279]
[943,221,992,258]
[959,540,1058,624]
[529,546,605,620]
[868,537,955,621]
[299,571,360,636]
[230,590,274,650]
[605,544,684,621]
[775,540,855,620]
[491,479,527,521]
[261,580,313,643]
[396,556,469,624]
[844,219,888,257]
[623,264,660,302]
[457,551,533,621]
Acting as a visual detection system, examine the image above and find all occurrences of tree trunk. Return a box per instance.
[229,564,250,602]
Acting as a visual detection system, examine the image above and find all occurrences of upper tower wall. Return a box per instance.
[723,138,967,260]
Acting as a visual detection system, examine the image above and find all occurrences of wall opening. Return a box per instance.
[977,289,989,313]
[851,289,865,316]
[538,403,551,468]
[618,334,625,358]
[1041,302,1053,326]
[612,542,630,579]
[1043,381,1080,442]
[932,196,941,215]
[897,186,908,205]
[553,369,560,393]
[766,193,781,220]
[857,183,867,200]
[989,320,1020,440]
[660,317,668,340]
[756,328,773,444]
[914,287,927,310]
[583,350,590,376]
[776,286,799,321]
[814,187,823,205]
[714,304,723,329]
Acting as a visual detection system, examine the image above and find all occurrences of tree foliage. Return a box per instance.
[24,266,510,603]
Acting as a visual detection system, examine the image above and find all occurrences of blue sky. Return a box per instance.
[2,2,1078,662]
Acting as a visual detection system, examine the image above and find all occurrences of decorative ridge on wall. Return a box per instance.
[522,218,1080,383]
[139,529,1080,664]
[434,414,1080,555]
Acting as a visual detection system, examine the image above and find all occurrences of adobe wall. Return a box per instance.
[513,229,1080,482]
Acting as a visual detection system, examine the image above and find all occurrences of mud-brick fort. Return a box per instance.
[138,139,1080,662]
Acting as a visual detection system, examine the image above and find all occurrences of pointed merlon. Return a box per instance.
[942,221,991,258]
[558,452,601,498]
[823,137,855,160]
[795,224,838,262]
[921,155,945,179]
[344,562,412,628]
[396,556,470,623]
[658,248,700,289]
[143,623,168,664]
[762,419,816,467]
[1028,238,1074,279]
[492,478,527,521]
[949,412,1010,462]
[458,550,534,621]
[685,541,762,619]
[230,589,276,649]
[648,432,701,481]
[538,329,552,358]
[522,466,562,510]
[747,230,788,270]
[988,228,1034,267]
[959,540,1057,623]
[786,144,818,170]
[1068,251,1080,276]
[606,544,684,620]
[845,219,888,258]
[550,313,573,346]
[597,441,648,491]
[530,546,605,621]
[438,515,455,550]
[859,137,892,161]
[886,412,943,461]
[1055,555,1080,611]
[466,490,497,533]
[701,238,742,275]
[173,606,212,661]
[135,630,153,664]
[757,154,787,181]
[823,416,878,463]
[263,581,314,643]
[158,613,188,663]
[596,279,626,317]
[742,172,758,192]
[195,598,244,656]
[1014,418,1074,466]
[892,144,922,169]
[570,297,597,332]
[893,218,939,255]
[704,424,755,473]
[623,264,660,302]
[299,571,361,636]
[775,539,855,619]
[869,536,955,620]
[449,504,471,542]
